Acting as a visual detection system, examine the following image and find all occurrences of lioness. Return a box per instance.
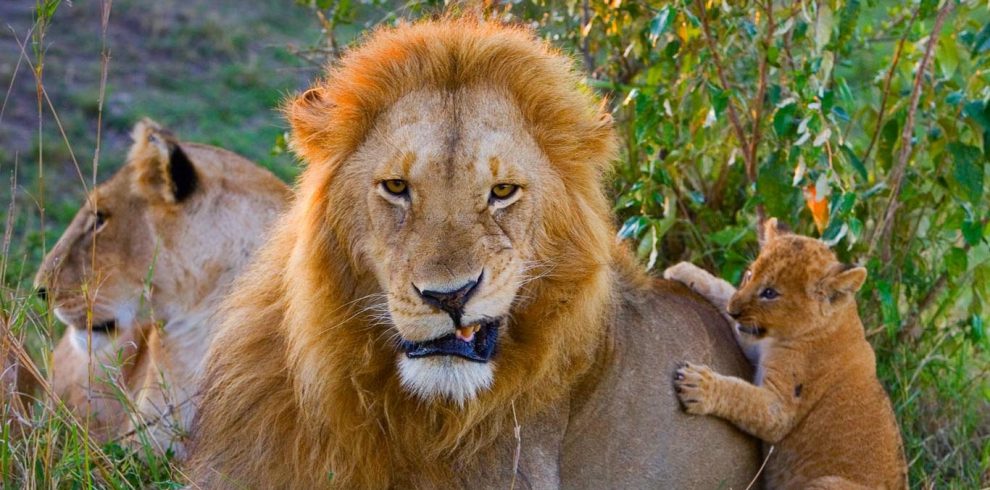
[669,219,907,489]
[34,119,289,456]
[189,18,759,488]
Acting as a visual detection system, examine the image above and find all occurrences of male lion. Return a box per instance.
[190,18,760,488]
[34,119,289,456]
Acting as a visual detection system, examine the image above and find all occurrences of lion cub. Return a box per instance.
[666,219,907,489]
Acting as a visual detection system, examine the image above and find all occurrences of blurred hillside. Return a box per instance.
[0,0,320,288]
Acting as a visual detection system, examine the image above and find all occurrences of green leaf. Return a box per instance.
[773,102,798,138]
[756,152,802,220]
[969,313,985,344]
[648,6,673,46]
[840,144,868,180]
[946,247,968,277]
[834,0,860,52]
[962,219,984,246]
[814,4,834,54]
[963,100,990,132]
[970,22,990,55]
[876,280,900,332]
[947,143,985,204]
[618,215,650,240]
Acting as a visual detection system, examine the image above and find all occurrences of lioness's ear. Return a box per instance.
[129,118,198,204]
[820,264,867,302]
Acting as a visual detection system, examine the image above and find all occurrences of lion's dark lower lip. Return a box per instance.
[401,319,500,363]
[737,324,766,337]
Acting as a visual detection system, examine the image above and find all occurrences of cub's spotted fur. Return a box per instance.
[666,219,907,489]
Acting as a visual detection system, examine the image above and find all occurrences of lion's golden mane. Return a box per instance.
[190,18,624,487]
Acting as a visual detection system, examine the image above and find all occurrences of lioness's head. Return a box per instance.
[286,19,617,405]
[34,119,287,358]
[34,120,198,354]
[727,218,867,340]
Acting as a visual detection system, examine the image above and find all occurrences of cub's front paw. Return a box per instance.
[673,361,717,415]
[662,262,711,288]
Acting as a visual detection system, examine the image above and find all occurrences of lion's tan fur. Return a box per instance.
[671,220,907,489]
[35,120,289,455]
[190,18,759,488]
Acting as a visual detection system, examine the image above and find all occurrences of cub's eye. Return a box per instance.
[382,179,408,196]
[490,184,518,201]
[759,287,779,300]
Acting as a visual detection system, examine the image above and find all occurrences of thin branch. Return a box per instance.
[694,0,753,173]
[868,1,955,260]
[861,9,918,169]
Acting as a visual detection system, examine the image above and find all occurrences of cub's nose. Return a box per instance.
[414,276,481,319]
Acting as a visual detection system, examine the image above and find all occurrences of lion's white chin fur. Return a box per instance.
[397,356,495,405]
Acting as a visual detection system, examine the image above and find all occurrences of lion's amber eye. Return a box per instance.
[382,179,408,196]
[490,184,518,200]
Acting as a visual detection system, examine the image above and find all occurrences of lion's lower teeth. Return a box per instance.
[456,325,480,341]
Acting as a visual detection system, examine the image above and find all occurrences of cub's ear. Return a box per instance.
[820,264,867,301]
[128,118,198,204]
[759,217,790,248]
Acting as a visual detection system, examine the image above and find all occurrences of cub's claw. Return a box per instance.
[673,361,716,415]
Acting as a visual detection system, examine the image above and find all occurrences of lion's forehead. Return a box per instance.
[375,87,542,183]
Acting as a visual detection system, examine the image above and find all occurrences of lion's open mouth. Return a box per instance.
[401,319,500,363]
[737,324,766,337]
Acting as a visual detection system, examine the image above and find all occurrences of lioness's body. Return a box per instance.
[190,18,758,487]
[670,222,907,489]
[35,121,289,454]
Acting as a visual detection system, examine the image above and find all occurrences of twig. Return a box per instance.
[868,1,955,260]
[694,0,753,173]
[860,9,918,169]
[745,445,774,490]
[509,400,522,490]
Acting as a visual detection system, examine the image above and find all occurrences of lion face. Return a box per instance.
[727,220,867,340]
[343,87,559,403]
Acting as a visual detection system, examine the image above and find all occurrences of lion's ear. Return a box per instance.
[285,86,337,166]
[129,118,198,204]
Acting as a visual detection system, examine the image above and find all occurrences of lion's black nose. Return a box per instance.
[36,287,48,302]
[415,276,481,319]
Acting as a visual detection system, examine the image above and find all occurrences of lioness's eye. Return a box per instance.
[92,211,108,232]
[759,287,779,300]
[382,179,408,196]
[490,184,518,201]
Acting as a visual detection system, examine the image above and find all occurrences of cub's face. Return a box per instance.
[727,231,866,340]
[345,86,560,403]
